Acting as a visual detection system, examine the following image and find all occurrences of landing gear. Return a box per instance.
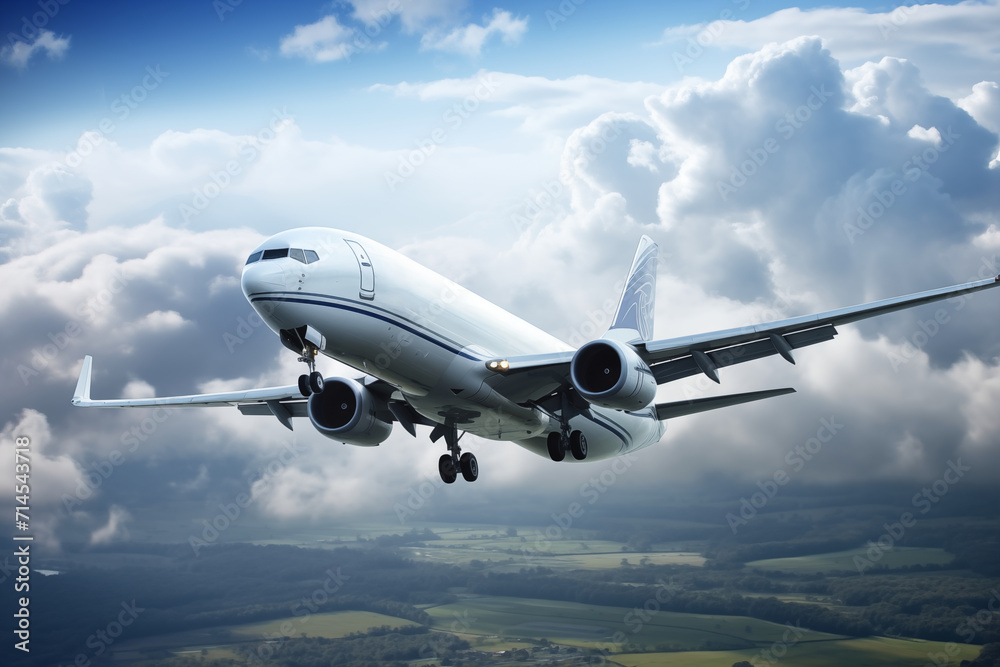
[547,431,566,462]
[570,430,588,460]
[435,423,478,483]
[296,343,323,397]
[547,429,588,462]
[438,454,457,484]
[460,452,479,482]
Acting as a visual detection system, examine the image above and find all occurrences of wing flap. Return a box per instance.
[652,325,836,384]
[655,388,796,421]
[642,275,999,364]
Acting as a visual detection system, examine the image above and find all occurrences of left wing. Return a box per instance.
[484,274,1000,400]
[73,355,397,431]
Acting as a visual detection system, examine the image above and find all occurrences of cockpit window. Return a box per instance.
[248,247,318,264]
[261,248,289,260]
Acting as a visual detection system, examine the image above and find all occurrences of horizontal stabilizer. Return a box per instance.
[654,387,796,421]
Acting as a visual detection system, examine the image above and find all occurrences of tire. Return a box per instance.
[438,454,457,484]
[308,371,325,394]
[547,431,565,462]
[570,430,588,460]
[298,374,311,397]
[460,452,479,482]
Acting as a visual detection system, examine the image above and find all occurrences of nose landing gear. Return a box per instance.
[296,344,324,397]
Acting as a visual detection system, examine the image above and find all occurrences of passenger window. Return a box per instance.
[262,248,289,260]
[289,248,306,263]
[246,251,262,264]
[304,250,319,264]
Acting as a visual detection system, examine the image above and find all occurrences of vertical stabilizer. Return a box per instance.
[608,236,657,342]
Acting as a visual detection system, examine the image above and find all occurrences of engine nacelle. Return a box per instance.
[307,377,392,446]
[570,339,656,411]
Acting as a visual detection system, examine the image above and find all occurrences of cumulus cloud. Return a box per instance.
[3,29,1000,542]
[420,8,528,56]
[350,0,466,34]
[89,505,130,545]
[1,30,70,69]
[279,15,358,62]
[656,1,1000,98]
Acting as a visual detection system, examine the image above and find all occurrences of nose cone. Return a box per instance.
[241,262,286,297]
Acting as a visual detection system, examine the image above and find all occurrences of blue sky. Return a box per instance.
[1,0,976,150]
[2,0,999,545]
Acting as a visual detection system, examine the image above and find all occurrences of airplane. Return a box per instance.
[73,228,1000,484]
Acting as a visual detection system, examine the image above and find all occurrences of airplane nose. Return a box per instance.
[241,262,285,296]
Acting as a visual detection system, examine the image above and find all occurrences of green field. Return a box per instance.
[746,546,954,574]
[616,636,982,666]
[111,609,421,661]
[426,595,842,651]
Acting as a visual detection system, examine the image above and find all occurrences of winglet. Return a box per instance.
[72,355,94,405]
[609,235,658,342]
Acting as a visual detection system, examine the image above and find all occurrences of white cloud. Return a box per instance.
[3,31,1000,536]
[279,15,357,63]
[89,505,130,545]
[657,1,1000,99]
[351,0,466,34]
[420,8,528,56]
[0,30,70,69]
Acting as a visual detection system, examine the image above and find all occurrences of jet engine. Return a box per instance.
[307,378,392,446]
[570,339,656,411]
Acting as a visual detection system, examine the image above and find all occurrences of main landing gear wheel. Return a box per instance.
[438,454,458,484]
[436,423,479,483]
[460,452,479,482]
[570,430,588,461]
[547,431,566,462]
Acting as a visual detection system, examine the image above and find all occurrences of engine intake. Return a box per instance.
[307,378,392,446]
[570,339,656,411]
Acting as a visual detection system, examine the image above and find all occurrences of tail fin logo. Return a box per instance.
[611,237,657,341]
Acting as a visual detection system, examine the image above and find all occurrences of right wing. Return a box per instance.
[482,274,999,399]
[639,274,999,384]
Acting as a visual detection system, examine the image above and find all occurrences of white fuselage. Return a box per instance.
[240,228,665,461]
